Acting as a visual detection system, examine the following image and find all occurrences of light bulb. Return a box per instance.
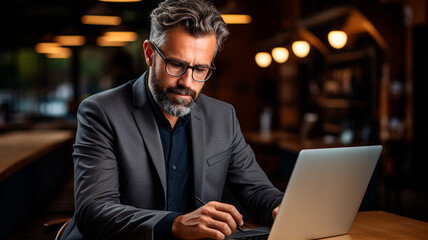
[328,31,347,49]
[292,41,310,58]
[255,52,272,68]
[271,47,289,63]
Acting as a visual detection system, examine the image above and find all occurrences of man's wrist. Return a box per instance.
[153,212,181,239]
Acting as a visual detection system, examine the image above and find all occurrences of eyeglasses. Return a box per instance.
[150,41,216,82]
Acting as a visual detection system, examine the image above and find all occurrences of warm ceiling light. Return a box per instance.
[46,48,72,59]
[328,30,348,49]
[292,41,310,58]
[221,14,252,24]
[81,15,122,25]
[54,35,86,46]
[255,52,272,68]
[99,0,141,2]
[97,36,128,47]
[35,43,61,54]
[35,43,71,58]
[271,47,289,63]
[103,31,138,42]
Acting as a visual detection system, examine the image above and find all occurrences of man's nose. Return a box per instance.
[178,68,193,88]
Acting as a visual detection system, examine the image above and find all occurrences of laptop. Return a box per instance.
[226,145,382,240]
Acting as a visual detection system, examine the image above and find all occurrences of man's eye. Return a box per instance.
[170,62,184,68]
[195,67,208,73]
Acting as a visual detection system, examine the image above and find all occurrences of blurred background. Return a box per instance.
[0,0,427,238]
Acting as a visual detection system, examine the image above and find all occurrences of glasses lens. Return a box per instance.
[166,60,187,76]
[193,67,212,81]
[165,59,213,81]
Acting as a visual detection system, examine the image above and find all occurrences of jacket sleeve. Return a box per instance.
[225,106,283,225]
[72,97,169,239]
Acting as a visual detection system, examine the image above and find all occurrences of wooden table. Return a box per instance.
[0,130,74,239]
[0,130,74,182]
[244,211,428,239]
[324,211,428,239]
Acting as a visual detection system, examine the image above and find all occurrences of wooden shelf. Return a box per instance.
[322,123,343,134]
[317,97,363,108]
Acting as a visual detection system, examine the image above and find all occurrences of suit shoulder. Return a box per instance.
[197,94,235,115]
[83,81,134,106]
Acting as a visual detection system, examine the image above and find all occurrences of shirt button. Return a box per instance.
[172,165,177,170]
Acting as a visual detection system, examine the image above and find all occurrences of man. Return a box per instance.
[62,0,282,239]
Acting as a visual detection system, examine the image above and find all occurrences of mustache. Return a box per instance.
[166,86,197,99]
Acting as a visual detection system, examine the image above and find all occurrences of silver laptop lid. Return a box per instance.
[269,145,382,240]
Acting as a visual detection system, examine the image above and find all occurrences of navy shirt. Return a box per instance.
[146,78,195,238]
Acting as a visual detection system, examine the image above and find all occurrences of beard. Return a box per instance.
[148,66,200,117]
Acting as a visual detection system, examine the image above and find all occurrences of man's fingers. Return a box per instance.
[208,201,244,226]
[172,214,225,240]
[200,203,237,233]
[272,206,280,219]
[196,223,226,240]
[211,209,240,232]
[206,218,234,236]
[171,201,245,239]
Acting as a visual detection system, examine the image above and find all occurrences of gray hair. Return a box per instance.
[149,0,229,56]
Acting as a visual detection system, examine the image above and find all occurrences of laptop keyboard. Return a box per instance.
[230,233,269,240]
[225,227,270,240]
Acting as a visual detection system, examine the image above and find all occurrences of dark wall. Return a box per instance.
[413,25,428,184]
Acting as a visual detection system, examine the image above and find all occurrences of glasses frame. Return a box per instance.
[150,41,216,82]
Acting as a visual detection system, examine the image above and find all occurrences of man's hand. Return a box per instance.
[272,205,280,219]
[172,201,244,240]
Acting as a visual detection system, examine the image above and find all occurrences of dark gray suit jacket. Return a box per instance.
[61,71,283,239]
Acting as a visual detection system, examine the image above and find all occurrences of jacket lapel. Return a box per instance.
[131,72,167,204]
[190,104,206,202]
[132,71,207,207]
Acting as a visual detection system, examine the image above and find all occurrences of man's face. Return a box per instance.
[146,27,217,117]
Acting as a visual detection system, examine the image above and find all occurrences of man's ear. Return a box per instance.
[143,40,154,67]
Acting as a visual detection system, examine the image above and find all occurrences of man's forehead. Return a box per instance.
[162,27,216,47]
[161,28,217,62]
